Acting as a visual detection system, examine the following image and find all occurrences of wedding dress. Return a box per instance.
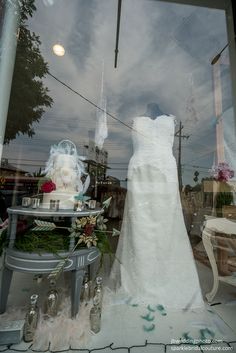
[109,115,204,309]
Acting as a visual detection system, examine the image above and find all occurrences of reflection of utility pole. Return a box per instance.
[212,60,225,164]
[175,121,190,191]
[114,0,122,68]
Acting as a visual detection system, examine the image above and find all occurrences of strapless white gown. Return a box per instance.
[109,115,204,309]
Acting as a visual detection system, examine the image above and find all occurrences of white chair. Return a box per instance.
[202,217,236,302]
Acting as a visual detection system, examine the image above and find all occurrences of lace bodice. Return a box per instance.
[132,115,175,154]
[128,115,176,176]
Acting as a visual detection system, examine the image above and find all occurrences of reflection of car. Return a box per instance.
[0,176,39,209]
[0,191,7,220]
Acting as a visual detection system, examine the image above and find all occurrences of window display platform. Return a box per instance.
[0,261,236,352]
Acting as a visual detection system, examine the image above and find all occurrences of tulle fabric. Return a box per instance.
[0,296,92,350]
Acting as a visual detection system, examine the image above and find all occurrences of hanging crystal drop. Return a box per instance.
[44,279,60,317]
[93,276,103,309]
[23,294,39,342]
[81,273,91,305]
[89,296,101,333]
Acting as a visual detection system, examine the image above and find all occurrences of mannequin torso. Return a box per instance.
[144,102,164,119]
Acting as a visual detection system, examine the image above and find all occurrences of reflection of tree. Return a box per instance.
[5,0,53,144]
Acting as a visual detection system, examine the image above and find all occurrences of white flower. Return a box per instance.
[77,234,98,248]
[97,215,108,230]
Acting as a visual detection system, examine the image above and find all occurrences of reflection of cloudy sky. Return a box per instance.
[3,0,234,184]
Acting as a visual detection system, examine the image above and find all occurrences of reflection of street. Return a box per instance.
[0,176,39,209]
[182,181,236,279]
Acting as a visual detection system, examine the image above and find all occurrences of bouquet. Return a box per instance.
[210,162,234,215]
[211,162,234,182]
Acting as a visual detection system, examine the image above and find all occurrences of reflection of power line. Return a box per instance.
[8,159,210,171]
[48,72,133,132]
[182,164,210,170]
[184,147,215,166]
[9,158,210,174]
[7,158,130,164]
[114,0,122,68]
[9,161,129,171]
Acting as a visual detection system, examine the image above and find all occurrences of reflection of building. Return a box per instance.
[83,140,109,197]
[84,141,109,180]
[86,139,108,165]
[0,158,28,177]
[96,175,120,186]
[0,158,38,207]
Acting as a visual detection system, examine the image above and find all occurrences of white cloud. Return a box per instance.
[3,0,233,185]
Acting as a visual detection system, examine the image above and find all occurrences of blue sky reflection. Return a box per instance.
[3,0,235,186]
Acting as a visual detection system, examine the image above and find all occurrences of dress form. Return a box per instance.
[144,102,164,119]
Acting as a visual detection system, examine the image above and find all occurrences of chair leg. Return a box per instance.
[0,265,13,314]
[217,239,231,276]
[202,230,219,303]
[71,269,85,318]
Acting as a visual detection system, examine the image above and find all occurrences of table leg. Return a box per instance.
[71,269,85,318]
[202,229,219,303]
[8,214,18,248]
[89,258,99,280]
[0,262,13,313]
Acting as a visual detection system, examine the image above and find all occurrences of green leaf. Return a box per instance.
[48,258,67,281]
[143,324,155,332]
[112,228,120,237]
[141,313,155,321]
[32,220,56,231]
[156,304,167,316]
[102,197,112,208]
[69,232,77,238]
[199,328,215,340]
[182,332,194,342]
[147,305,156,312]
[74,193,90,201]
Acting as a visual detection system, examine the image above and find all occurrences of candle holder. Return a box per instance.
[50,200,60,211]
[31,198,40,209]
[22,197,31,208]
[88,200,96,209]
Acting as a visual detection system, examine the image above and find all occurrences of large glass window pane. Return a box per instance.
[0,0,236,349]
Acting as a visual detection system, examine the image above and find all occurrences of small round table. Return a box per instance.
[0,206,101,318]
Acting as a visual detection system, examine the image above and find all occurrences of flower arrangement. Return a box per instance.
[210,162,235,216]
[211,162,234,182]
[70,214,108,248]
[17,197,120,279]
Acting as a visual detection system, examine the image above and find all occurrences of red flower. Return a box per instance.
[84,224,95,236]
[41,180,56,193]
